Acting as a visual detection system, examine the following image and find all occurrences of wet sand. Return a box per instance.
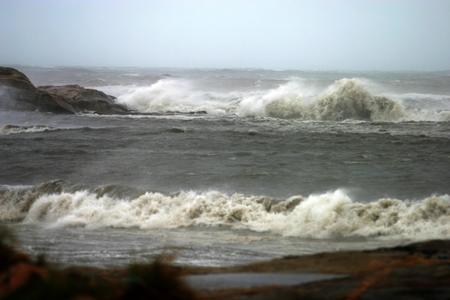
[180,240,450,299]
[1,238,449,299]
[185,272,343,290]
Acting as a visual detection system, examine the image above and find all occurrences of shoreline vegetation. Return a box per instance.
[1,227,449,299]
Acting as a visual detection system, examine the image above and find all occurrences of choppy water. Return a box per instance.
[1,67,449,267]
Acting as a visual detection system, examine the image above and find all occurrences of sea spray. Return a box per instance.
[312,79,404,121]
[117,79,234,115]
[2,183,448,240]
[115,78,415,121]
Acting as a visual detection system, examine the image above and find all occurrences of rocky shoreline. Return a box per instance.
[1,67,449,299]
[185,240,450,299]
[1,227,449,300]
[0,67,130,115]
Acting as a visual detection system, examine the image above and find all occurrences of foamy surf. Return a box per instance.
[109,78,450,122]
[1,182,448,240]
[0,124,55,135]
[238,78,404,121]
[116,79,237,115]
[0,124,119,135]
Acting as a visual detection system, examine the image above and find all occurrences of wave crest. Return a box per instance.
[115,78,411,121]
[116,79,233,115]
[314,79,404,121]
[1,182,449,240]
[239,79,404,121]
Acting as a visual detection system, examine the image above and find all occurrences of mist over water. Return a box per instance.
[1,67,450,266]
[2,184,447,240]
[97,72,450,122]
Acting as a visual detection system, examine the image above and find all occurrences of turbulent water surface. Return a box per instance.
[1,67,449,267]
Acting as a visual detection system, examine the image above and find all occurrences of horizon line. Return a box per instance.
[3,63,450,74]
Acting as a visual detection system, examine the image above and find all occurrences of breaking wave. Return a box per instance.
[114,77,450,121]
[238,78,404,121]
[116,79,237,115]
[1,181,449,240]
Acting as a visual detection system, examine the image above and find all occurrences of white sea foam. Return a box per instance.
[114,78,449,121]
[392,92,450,102]
[116,79,238,115]
[93,85,140,98]
[0,124,111,135]
[2,185,447,240]
[384,92,450,121]
[238,78,404,121]
[0,124,55,135]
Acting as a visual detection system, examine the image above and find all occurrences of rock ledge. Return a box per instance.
[0,66,130,114]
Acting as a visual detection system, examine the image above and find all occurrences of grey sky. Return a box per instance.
[1,0,450,70]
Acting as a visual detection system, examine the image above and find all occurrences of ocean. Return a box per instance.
[1,67,449,267]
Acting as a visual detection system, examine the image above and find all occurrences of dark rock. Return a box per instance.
[0,66,130,115]
[38,84,129,114]
[0,67,72,113]
[0,67,34,91]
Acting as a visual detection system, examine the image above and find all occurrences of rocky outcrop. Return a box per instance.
[0,67,130,114]
[0,67,69,113]
[39,85,129,114]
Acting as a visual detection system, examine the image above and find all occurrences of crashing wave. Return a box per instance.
[116,79,237,115]
[238,79,404,121]
[1,182,449,240]
[313,79,404,121]
[115,78,413,121]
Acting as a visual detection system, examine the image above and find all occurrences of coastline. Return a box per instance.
[1,230,449,299]
[1,66,450,298]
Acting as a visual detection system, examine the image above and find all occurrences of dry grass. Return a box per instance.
[0,226,200,300]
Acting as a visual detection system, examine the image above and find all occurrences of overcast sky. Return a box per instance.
[1,0,450,70]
